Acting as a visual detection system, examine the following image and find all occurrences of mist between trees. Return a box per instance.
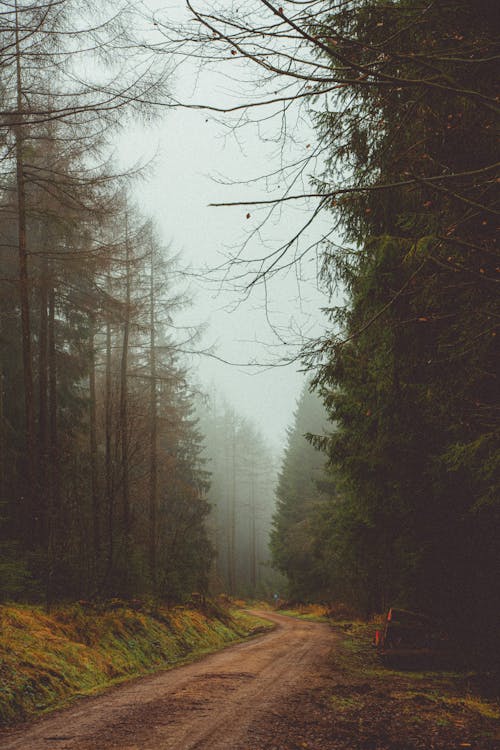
[1,0,499,674]
[0,0,283,607]
[198,395,281,598]
[152,0,497,671]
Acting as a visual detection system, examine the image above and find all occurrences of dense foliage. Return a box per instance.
[257,0,499,662]
[307,0,499,656]
[2,0,498,673]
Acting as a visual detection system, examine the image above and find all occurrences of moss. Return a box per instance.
[0,602,271,726]
[330,694,365,713]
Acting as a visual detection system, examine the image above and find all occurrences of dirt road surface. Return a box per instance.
[0,610,337,750]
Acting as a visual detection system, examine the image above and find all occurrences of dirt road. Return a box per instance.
[0,611,336,750]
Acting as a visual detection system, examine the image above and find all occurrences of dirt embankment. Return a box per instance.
[0,601,271,726]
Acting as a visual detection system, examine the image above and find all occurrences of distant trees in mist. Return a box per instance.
[199,394,280,599]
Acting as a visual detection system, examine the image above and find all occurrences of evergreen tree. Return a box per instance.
[271,384,335,600]
[310,0,499,655]
[186,0,498,655]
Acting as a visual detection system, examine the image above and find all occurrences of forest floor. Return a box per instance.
[268,611,500,750]
[1,609,499,749]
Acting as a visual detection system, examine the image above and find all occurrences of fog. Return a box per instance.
[118,51,332,451]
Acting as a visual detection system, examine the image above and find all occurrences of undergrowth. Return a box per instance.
[278,603,331,622]
[275,607,500,745]
[330,618,500,747]
[0,601,272,726]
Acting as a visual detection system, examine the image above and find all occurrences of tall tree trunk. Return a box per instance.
[38,256,49,544]
[0,366,5,509]
[249,467,257,594]
[46,283,58,610]
[210,393,220,589]
[228,416,236,595]
[89,317,100,584]
[15,0,36,536]
[148,247,158,593]
[120,217,131,590]
[105,287,114,589]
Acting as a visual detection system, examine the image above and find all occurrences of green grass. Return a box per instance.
[278,604,331,622]
[331,618,500,734]
[0,602,273,726]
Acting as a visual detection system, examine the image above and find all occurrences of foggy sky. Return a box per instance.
[118,17,335,451]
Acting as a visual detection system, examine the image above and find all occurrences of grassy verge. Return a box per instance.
[0,601,273,726]
[268,607,499,747]
[328,619,500,748]
[277,603,331,622]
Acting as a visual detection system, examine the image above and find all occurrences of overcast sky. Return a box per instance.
[117,11,337,452]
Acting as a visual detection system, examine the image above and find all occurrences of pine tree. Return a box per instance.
[311,0,499,654]
[271,384,335,600]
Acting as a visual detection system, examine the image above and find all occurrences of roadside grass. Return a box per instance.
[231,607,275,634]
[329,618,500,748]
[275,608,499,746]
[0,601,273,727]
[278,604,331,622]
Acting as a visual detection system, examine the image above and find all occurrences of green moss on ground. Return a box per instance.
[0,602,273,726]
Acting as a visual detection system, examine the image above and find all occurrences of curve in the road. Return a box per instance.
[0,610,335,750]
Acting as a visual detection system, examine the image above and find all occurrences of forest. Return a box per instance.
[1,0,499,673]
[0,0,277,608]
[261,0,499,667]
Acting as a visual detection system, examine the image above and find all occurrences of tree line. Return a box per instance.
[1,0,498,668]
[0,0,212,605]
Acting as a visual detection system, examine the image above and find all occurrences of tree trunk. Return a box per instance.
[228,416,236,595]
[120,217,131,591]
[46,283,58,610]
[148,247,158,593]
[0,366,5,508]
[38,256,49,544]
[15,0,36,537]
[105,290,114,589]
[249,468,257,594]
[89,317,100,584]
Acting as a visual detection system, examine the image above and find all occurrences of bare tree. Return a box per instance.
[152,0,498,300]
